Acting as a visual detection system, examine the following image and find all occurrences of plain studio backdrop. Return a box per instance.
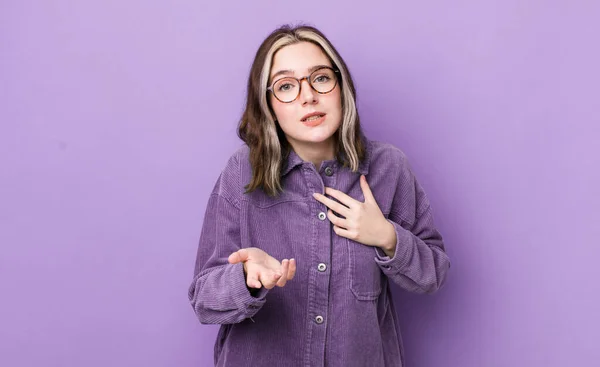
[1,1,599,366]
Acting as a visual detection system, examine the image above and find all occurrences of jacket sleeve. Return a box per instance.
[188,156,269,324]
[374,152,451,294]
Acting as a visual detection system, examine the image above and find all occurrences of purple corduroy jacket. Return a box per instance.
[188,136,450,366]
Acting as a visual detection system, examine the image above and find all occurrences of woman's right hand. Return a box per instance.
[228,248,296,290]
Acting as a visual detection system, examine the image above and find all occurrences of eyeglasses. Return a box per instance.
[267,66,340,103]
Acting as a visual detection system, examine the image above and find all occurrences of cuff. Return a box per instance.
[230,262,269,313]
[374,219,413,271]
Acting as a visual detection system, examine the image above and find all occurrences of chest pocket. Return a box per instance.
[347,238,384,301]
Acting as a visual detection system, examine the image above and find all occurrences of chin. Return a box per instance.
[302,130,337,143]
[288,133,332,147]
[283,122,340,146]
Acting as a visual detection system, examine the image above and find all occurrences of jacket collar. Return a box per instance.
[280,135,370,177]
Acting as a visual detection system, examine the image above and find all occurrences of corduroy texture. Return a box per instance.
[188,136,450,367]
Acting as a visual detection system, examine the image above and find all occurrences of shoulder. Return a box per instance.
[210,144,251,205]
[367,139,410,173]
[228,144,251,169]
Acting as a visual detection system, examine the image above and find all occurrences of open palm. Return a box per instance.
[228,248,296,290]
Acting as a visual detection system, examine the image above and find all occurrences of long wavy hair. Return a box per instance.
[237,24,366,197]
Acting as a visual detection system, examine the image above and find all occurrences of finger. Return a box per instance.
[259,269,281,290]
[228,251,241,264]
[324,187,358,209]
[333,225,354,240]
[359,175,375,203]
[228,248,249,264]
[287,258,297,280]
[276,259,289,287]
[327,209,348,229]
[246,269,262,289]
[312,192,350,216]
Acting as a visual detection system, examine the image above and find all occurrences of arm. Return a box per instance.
[374,156,451,294]
[188,171,269,325]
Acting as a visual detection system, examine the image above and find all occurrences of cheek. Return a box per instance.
[270,100,293,121]
[269,96,280,118]
[325,90,343,116]
[326,87,342,107]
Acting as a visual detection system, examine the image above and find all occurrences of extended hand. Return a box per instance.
[228,247,296,289]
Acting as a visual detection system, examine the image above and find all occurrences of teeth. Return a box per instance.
[304,115,323,122]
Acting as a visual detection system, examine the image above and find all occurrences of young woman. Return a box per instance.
[188,24,451,367]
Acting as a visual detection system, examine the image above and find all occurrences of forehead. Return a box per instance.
[270,41,332,76]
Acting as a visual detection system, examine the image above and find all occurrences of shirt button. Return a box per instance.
[318,212,327,221]
[317,263,327,272]
[315,315,324,324]
[324,167,333,176]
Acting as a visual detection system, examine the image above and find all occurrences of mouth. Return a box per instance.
[301,112,326,126]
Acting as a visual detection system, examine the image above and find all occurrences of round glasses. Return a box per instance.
[267,66,340,103]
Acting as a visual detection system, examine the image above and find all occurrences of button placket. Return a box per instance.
[303,161,329,357]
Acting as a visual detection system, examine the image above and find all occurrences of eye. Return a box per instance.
[313,74,331,83]
[277,83,296,92]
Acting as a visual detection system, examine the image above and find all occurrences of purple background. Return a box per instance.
[1,1,599,366]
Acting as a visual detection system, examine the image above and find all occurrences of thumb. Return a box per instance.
[359,175,375,203]
[228,248,250,264]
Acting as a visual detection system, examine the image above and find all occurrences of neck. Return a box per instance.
[288,137,336,171]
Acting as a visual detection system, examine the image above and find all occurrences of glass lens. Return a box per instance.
[272,68,337,102]
[310,68,337,93]
[273,78,300,102]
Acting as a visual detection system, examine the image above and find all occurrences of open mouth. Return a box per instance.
[301,114,325,122]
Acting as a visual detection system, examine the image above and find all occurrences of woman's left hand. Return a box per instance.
[312,175,397,256]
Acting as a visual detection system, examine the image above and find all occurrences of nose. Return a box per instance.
[298,77,317,105]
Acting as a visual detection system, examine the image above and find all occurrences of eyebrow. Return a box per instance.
[269,64,332,83]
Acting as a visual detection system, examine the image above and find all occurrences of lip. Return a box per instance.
[301,111,326,122]
[301,114,326,127]
[301,112,326,127]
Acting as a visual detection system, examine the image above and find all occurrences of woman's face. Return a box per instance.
[268,41,342,151]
